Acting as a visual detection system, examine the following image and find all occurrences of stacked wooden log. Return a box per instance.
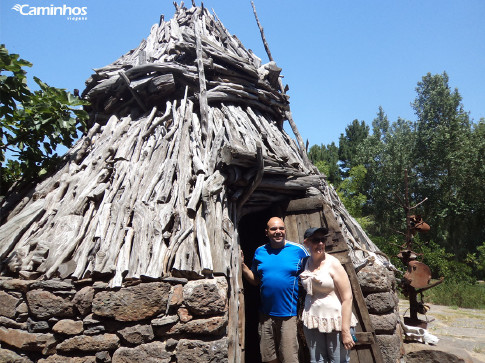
[82,6,289,127]
[1,4,311,284]
[0,5,402,362]
[0,3,388,287]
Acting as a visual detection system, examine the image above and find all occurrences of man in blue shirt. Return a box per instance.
[242,217,309,363]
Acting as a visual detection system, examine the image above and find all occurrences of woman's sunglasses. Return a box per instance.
[309,236,328,243]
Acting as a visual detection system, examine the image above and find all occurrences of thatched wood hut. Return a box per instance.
[0,3,401,362]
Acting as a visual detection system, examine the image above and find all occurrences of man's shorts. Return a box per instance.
[258,313,299,363]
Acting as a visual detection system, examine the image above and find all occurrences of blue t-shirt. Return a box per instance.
[251,241,309,317]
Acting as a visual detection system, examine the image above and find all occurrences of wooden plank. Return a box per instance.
[195,206,214,274]
[321,201,341,231]
[285,196,324,213]
[295,215,307,243]
[355,346,375,362]
[326,235,351,254]
[283,214,299,243]
[349,349,359,362]
[345,261,384,363]
[344,263,374,333]
[353,332,375,345]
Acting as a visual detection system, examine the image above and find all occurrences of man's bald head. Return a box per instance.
[266,217,284,229]
[265,217,286,247]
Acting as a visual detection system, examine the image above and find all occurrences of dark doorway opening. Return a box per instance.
[238,208,274,363]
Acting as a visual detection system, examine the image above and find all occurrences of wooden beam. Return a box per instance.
[236,143,264,216]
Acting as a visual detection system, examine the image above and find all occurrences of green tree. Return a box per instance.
[314,160,330,176]
[354,108,416,237]
[476,242,485,280]
[371,106,389,143]
[417,239,474,284]
[336,164,367,217]
[307,73,483,284]
[1,45,88,196]
[308,144,325,163]
[338,119,369,176]
[464,119,485,258]
[308,142,341,185]
[412,72,475,256]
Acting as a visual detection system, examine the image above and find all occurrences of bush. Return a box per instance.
[466,242,485,280]
[371,234,484,308]
[424,281,485,309]
[416,239,475,284]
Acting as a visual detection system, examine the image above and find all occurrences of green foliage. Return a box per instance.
[338,119,369,175]
[370,234,403,271]
[371,106,389,142]
[424,282,485,309]
[355,113,417,237]
[307,142,341,185]
[0,46,32,113]
[412,72,478,256]
[464,242,485,280]
[415,239,475,284]
[372,235,483,308]
[337,164,367,217]
[477,242,485,279]
[307,72,485,286]
[353,215,374,235]
[314,160,330,176]
[1,45,89,195]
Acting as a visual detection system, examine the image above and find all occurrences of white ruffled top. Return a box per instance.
[300,258,358,332]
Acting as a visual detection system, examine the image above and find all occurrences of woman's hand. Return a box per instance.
[341,329,355,350]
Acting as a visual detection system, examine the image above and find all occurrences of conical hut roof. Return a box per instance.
[0,3,389,287]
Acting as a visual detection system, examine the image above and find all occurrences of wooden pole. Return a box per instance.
[251,1,313,169]
[251,1,274,62]
[194,13,209,146]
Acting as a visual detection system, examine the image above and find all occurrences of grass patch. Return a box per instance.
[473,345,484,354]
[424,282,485,309]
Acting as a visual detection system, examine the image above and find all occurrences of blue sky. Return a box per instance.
[1,0,484,148]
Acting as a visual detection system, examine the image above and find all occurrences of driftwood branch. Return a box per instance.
[194,14,209,144]
[251,1,273,62]
[236,142,264,215]
[285,110,313,168]
[410,197,428,210]
[0,3,375,288]
[250,1,312,168]
[119,71,148,112]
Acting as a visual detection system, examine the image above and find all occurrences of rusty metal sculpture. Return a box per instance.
[396,170,444,328]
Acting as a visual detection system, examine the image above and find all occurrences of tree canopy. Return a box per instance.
[309,72,485,281]
[1,45,88,196]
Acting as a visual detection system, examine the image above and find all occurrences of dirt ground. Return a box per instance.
[399,300,485,362]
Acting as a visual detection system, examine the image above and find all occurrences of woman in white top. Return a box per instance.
[300,227,358,363]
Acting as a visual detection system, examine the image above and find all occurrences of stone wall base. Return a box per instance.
[0,276,228,362]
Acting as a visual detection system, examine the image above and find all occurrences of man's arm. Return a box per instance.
[241,251,260,286]
[242,262,260,286]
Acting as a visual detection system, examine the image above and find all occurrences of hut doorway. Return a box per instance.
[238,208,274,363]
[237,197,383,362]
